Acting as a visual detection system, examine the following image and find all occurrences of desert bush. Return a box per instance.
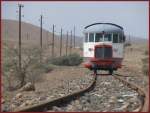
[124,42,131,47]
[144,50,148,55]
[35,63,54,73]
[3,46,53,90]
[142,64,148,76]
[79,47,83,51]
[50,53,83,66]
[141,56,148,76]
[2,44,19,90]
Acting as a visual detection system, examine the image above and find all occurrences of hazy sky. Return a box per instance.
[2,1,149,39]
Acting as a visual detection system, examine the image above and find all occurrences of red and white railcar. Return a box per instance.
[83,23,126,74]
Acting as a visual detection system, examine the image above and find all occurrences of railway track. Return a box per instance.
[13,73,148,112]
[113,74,148,112]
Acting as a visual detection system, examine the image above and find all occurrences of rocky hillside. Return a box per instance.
[2,19,83,48]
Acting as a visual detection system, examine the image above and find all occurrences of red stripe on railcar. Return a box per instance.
[83,58,123,69]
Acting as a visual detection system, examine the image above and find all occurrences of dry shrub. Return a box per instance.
[144,50,148,55]
[50,53,83,66]
[141,50,149,76]
[124,42,131,47]
[3,45,53,90]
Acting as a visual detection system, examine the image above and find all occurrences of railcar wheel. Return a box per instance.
[94,69,97,75]
[92,64,97,75]
[109,69,113,75]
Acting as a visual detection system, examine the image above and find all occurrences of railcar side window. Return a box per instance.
[118,34,123,43]
[123,36,126,42]
[95,33,103,42]
[89,33,94,42]
[104,34,112,41]
[85,33,88,42]
[113,34,118,43]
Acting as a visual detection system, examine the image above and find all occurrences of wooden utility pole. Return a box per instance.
[60,28,62,56]
[40,15,43,49]
[73,26,75,48]
[18,4,23,73]
[129,35,131,43]
[70,30,72,54]
[52,24,55,57]
[39,15,43,63]
[46,31,48,47]
[66,31,68,56]
[26,33,29,40]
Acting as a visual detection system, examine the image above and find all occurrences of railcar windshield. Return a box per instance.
[95,33,103,42]
[104,34,112,41]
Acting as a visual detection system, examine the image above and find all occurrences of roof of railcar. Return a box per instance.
[84,23,124,33]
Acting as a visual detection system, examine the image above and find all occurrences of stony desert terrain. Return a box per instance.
[2,42,148,112]
[1,19,149,112]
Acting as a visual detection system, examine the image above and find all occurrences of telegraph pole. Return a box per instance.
[40,15,43,49]
[26,33,29,40]
[39,15,43,63]
[70,30,72,54]
[18,4,23,74]
[46,31,48,47]
[66,31,68,56]
[73,26,75,48]
[60,28,62,56]
[129,35,131,43]
[52,24,55,57]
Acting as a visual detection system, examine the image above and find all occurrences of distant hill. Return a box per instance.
[2,19,146,49]
[2,19,53,47]
[2,19,83,57]
[125,35,148,44]
[2,19,83,48]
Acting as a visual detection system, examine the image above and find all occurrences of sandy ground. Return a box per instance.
[35,66,91,93]
[2,42,149,111]
[42,42,149,90]
[118,43,149,89]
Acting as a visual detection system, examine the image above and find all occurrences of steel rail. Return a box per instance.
[13,75,97,112]
[13,73,148,112]
[113,73,149,112]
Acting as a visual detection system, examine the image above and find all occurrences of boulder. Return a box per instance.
[19,100,33,108]
[119,102,130,111]
[109,96,117,103]
[74,100,80,105]
[117,99,124,103]
[19,102,26,107]
[25,100,34,105]
[15,93,23,99]
[53,106,62,111]
[114,102,129,111]
[66,105,74,111]
[20,82,35,91]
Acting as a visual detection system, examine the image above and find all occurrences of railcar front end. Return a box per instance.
[83,23,125,74]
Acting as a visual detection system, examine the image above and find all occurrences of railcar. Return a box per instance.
[83,23,126,74]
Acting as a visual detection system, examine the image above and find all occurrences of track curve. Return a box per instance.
[113,73,148,112]
[13,73,148,112]
[13,75,97,112]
